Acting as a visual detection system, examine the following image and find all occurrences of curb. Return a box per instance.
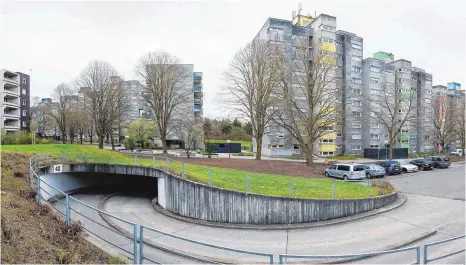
[151,193,407,230]
[98,193,436,264]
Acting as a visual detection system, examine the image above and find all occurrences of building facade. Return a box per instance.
[1,69,21,132]
[18,72,30,131]
[336,30,364,155]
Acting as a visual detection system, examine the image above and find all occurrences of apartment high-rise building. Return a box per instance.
[1,69,21,132]
[336,30,364,155]
[18,72,30,130]
[362,57,396,150]
[253,13,340,157]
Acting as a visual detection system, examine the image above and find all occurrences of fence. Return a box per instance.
[423,235,465,264]
[279,246,421,264]
[28,153,465,264]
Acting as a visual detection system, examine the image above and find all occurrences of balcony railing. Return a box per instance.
[194,105,202,111]
[193,85,202,91]
[3,100,20,107]
[3,89,20,96]
[3,76,19,84]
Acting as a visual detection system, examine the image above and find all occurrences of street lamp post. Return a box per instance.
[227,140,231,158]
[385,140,389,160]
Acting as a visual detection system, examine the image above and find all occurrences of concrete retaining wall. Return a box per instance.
[42,163,397,225]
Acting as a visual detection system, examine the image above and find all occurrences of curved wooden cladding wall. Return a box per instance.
[55,163,397,225]
[163,173,398,224]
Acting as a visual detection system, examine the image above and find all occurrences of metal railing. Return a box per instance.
[423,235,465,264]
[279,246,421,264]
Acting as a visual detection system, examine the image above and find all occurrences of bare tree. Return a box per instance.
[106,79,132,150]
[273,43,341,166]
[174,118,203,158]
[454,98,465,156]
[75,61,120,149]
[135,51,192,154]
[430,97,459,152]
[369,80,418,159]
[221,40,282,160]
[47,84,75,143]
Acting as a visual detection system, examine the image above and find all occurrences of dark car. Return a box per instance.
[377,160,402,175]
[424,156,451,169]
[409,159,433,170]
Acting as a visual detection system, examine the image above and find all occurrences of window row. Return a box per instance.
[320,151,335,156]
[319,25,336,32]
[320,37,335,44]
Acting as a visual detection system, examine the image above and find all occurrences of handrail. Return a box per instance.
[423,235,465,264]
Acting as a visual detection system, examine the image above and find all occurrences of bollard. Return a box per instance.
[65,194,70,225]
[332,180,336,199]
[139,225,144,264]
[246,175,250,193]
[34,153,38,172]
[181,162,185,178]
[208,168,212,186]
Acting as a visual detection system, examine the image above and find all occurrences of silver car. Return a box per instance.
[324,163,366,180]
[363,164,386,178]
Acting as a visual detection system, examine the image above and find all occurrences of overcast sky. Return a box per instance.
[1,0,464,118]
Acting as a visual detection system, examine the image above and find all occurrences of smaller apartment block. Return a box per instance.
[1,70,21,132]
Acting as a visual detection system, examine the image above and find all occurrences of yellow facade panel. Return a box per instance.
[322,132,337,139]
[319,144,336,152]
[321,43,336,53]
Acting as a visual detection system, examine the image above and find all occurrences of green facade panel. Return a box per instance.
[373,51,395,61]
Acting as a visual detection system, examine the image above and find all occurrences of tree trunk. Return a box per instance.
[79,134,83,144]
[389,139,394,160]
[255,137,262,160]
[98,135,104,149]
[161,134,167,154]
[110,134,115,150]
[106,134,109,145]
[62,133,66,144]
[304,143,314,167]
[90,135,93,144]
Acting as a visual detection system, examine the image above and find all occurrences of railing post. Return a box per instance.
[208,168,212,185]
[65,194,70,226]
[84,153,88,164]
[332,180,336,199]
[367,179,372,198]
[45,153,49,163]
[133,224,138,264]
[246,175,250,193]
[181,162,185,178]
[134,154,138,165]
[269,255,274,264]
[62,151,67,163]
[153,155,156,168]
[279,255,284,264]
[165,158,169,171]
[29,158,33,184]
[423,245,428,264]
[36,176,41,203]
[139,225,144,264]
[288,179,293,197]
[34,153,38,172]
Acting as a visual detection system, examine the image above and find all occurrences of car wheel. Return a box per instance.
[325,172,330,177]
[402,168,407,173]
[366,173,372,179]
[343,175,348,181]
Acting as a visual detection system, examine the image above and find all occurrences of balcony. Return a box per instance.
[3,120,20,131]
[194,72,202,83]
[194,98,202,104]
[193,85,202,92]
[3,70,20,84]
[4,84,20,96]
[194,104,202,111]
[3,107,20,118]
[268,31,284,42]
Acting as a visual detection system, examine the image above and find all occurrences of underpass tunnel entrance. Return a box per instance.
[40,172,158,200]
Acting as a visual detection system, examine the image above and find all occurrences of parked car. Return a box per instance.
[399,160,420,173]
[377,160,402,175]
[424,156,451,169]
[324,163,366,180]
[449,149,463,156]
[363,164,386,179]
[409,159,433,170]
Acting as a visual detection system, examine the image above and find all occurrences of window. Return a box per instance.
[401,129,409,133]
[336,133,342,137]
[336,145,342,148]
[352,135,362,140]
[370,66,380,73]
[425,136,430,140]
[22,121,26,127]
[371,78,380,84]
[352,101,362,106]
[370,123,380,128]
[320,151,335,156]
[22,88,26,95]
[401,140,409,143]
[337,165,350,171]
[22,99,26,106]
[22,77,27,84]
[353,89,362,95]
[352,111,361,117]
[352,55,362,62]
[351,43,362,50]
[352,145,362,150]
[352,78,362,84]
[352,123,362,128]
[22,110,26,117]
[370,145,379,148]
[370,134,380,139]
[320,139,335,143]
[410,135,417,139]
[319,25,336,32]
[320,37,335,44]
[370,90,379,95]
[352,66,362,73]
[323,126,334,131]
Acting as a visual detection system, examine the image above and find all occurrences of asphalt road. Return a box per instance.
[51,162,465,264]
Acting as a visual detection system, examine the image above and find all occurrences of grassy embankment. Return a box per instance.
[1,151,126,264]
[2,144,392,199]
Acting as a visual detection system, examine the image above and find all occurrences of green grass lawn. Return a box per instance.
[2,144,388,199]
